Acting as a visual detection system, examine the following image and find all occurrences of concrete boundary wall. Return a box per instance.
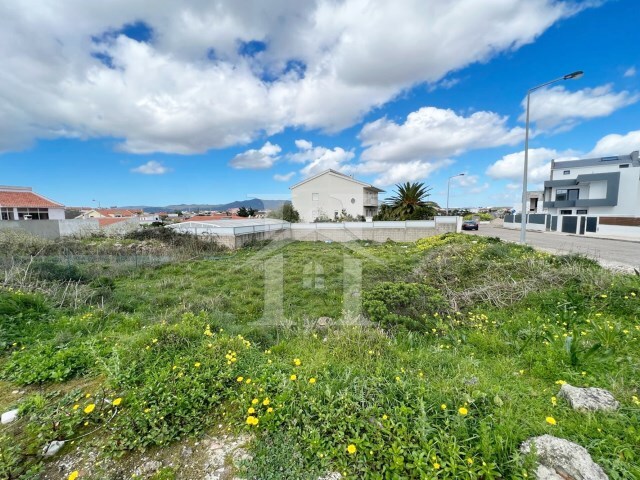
[226,218,461,248]
[503,214,640,239]
[0,219,101,238]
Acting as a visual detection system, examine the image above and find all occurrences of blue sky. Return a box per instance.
[0,0,638,209]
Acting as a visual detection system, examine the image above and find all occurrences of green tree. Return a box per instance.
[379,182,437,220]
[267,203,300,223]
[247,207,257,217]
[237,206,250,217]
[282,203,300,223]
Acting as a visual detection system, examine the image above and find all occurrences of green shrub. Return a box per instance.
[1,341,99,384]
[363,282,448,331]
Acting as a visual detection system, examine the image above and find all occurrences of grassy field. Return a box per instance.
[1,233,639,479]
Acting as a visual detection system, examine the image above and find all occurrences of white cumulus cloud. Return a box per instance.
[521,84,639,130]
[131,160,171,175]
[0,0,588,154]
[486,148,579,183]
[229,142,281,169]
[273,171,296,182]
[360,107,523,164]
[588,130,640,157]
[624,67,636,78]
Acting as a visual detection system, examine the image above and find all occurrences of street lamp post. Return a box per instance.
[446,173,465,215]
[520,70,583,244]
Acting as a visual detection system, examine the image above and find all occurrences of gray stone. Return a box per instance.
[318,473,343,480]
[134,460,162,476]
[1,408,18,424]
[181,446,193,458]
[558,384,619,412]
[534,464,565,480]
[464,376,479,386]
[521,435,608,480]
[316,316,333,328]
[42,440,66,457]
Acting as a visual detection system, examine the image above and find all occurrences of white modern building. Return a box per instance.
[0,185,65,220]
[543,151,639,216]
[290,170,384,222]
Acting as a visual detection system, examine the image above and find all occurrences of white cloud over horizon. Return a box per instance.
[0,0,586,154]
[273,171,296,182]
[485,147,579,184]
[229,141,282,169]
[588,129,640,157]
[521,84,639,131]
[131,160,171,175]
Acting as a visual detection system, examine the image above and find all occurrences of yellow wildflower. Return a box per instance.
[433,463,440,469]
[546,416,557,425]
[248,407,255,414]
[309,377,316,384]
[458,407,468,416]
[112,398,122,407]
[290,374,297,381]
[347,444,357,455]
[440,404,447,410]
[237,376,244,382]
[267,407,274,413]
[252,398,259,405]
[194,362,201,368]
[293,358,302,366]
[246,415,259,426]
[73,404,80,410]
[263,398,270,406]
[84,404,95,414]
[68,471,79,480]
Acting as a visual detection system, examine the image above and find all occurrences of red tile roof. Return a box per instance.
[97,217,130,227]
[0,191,63,208]
[97,208,140,217]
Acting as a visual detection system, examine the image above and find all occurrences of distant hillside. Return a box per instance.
[121,198,288,213]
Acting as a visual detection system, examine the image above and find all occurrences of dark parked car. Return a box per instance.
[462,220,479,231]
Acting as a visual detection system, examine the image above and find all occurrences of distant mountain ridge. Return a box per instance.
[120,198,288,213]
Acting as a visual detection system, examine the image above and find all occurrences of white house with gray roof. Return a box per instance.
[290,170,384,222]
[543,151,639,217]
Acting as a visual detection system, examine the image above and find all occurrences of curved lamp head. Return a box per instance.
[563,70,584,80]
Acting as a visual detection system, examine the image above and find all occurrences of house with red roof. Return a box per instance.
[0,186,65,221]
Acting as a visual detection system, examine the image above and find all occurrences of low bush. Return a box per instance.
[363,282,448,331]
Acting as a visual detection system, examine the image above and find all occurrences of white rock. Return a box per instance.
[318,473,343,480]
[1,409,18,424]
[558,384,619,412]
[43,440,66,457]
[521,435,608,480]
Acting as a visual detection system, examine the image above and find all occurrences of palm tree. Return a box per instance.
[385,182,435,219]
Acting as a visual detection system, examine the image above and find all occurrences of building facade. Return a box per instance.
[0,185,65,220]
[290,170,384,222]
[543,151,639,216]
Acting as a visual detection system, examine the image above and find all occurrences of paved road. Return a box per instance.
[463,224,639,272]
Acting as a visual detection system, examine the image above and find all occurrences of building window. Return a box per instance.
[17,208,49,220]
[560,210,572,215]
[576,209,587,214]
[567,189,579,201]
[556,189,579,201]
[619,164,629,168]
[1,207,13,220]
[312,193,319,201]
[563,170,570,175]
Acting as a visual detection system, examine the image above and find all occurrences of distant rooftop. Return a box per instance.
[0,185,64,208]
[553,151,639,169]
